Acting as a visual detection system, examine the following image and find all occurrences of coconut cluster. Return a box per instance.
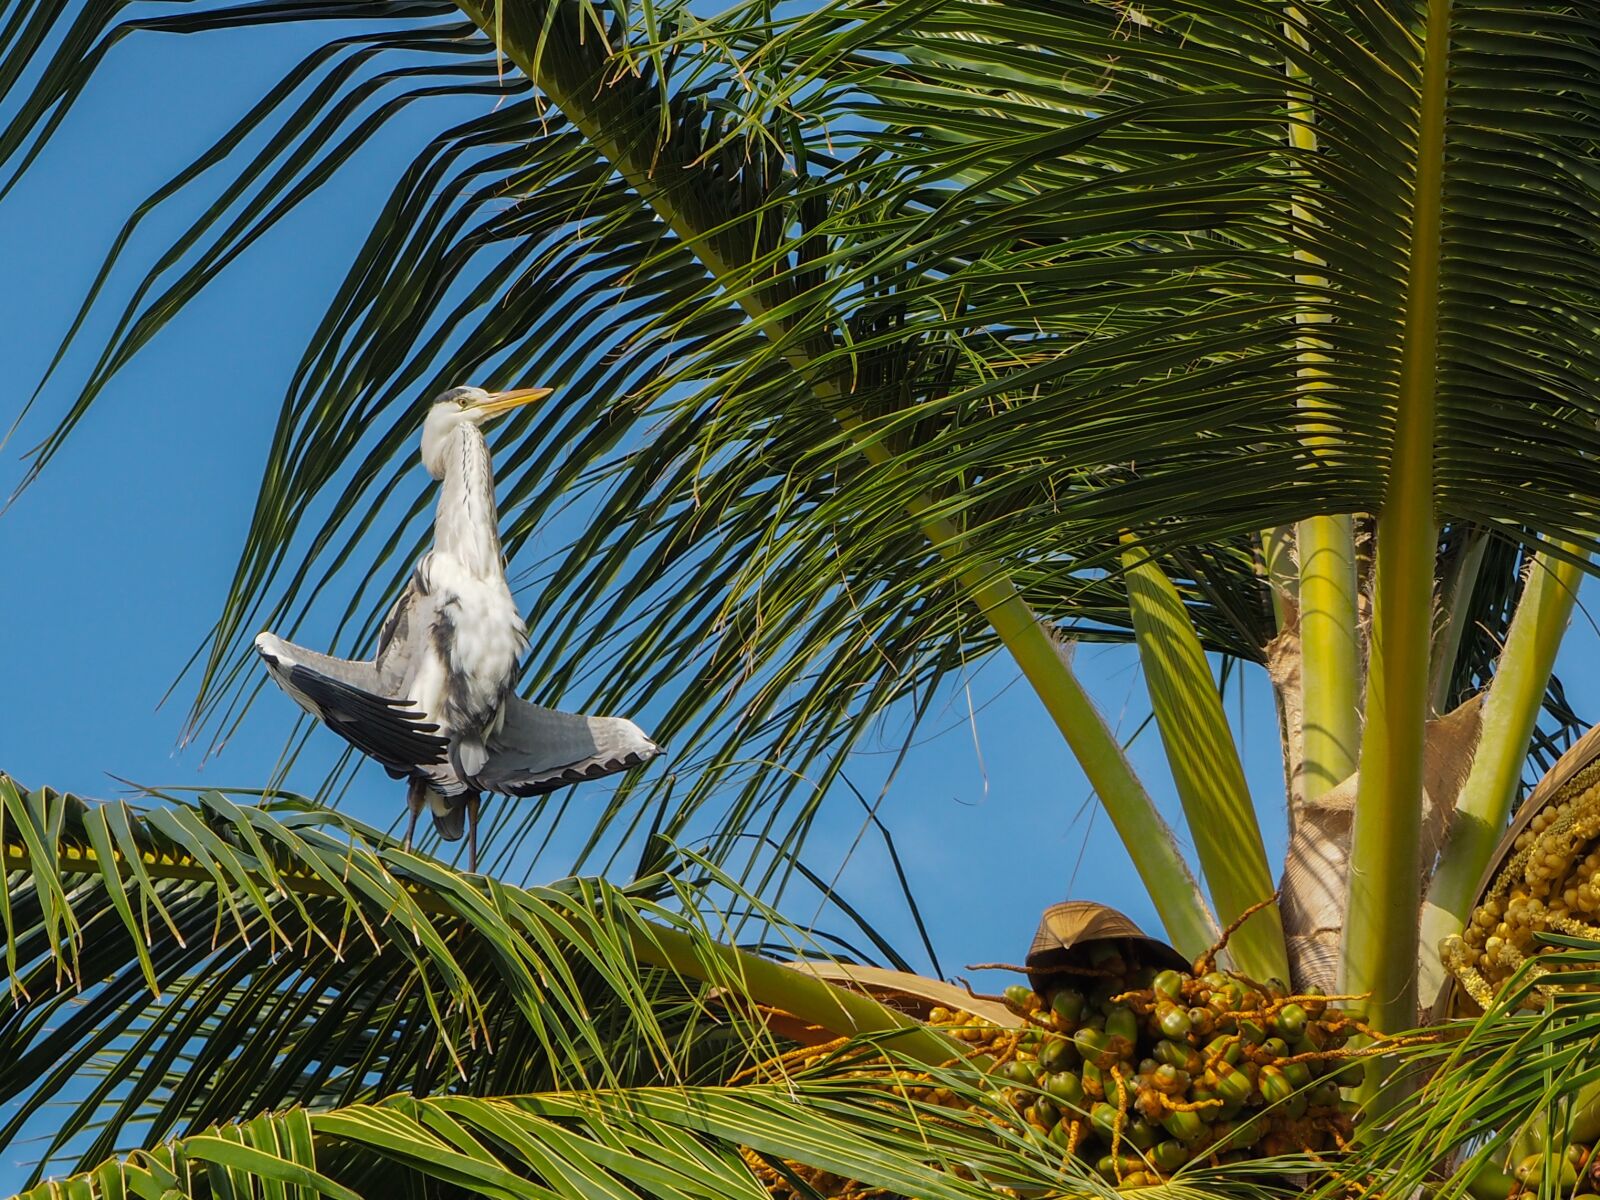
[748,951,1363,1197]
[1437,762,1600,1198]
[983,953,1359,1184]
[1451,1079,1600,1200]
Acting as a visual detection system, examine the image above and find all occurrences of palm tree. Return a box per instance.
[5,0,1600,1190]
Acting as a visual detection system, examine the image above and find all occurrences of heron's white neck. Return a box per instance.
[434,424,504,578]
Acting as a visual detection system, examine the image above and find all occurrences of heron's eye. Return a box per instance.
[457,397,470,408]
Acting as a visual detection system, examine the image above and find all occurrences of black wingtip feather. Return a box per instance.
[497,747,661,798]
[284,664,449,773]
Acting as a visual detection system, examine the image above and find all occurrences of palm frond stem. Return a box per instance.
[1418,543,1588,1000]
[1342,0,1456,1042]
[1429,526,1491,715]
[1259,526,1298,633]
[1121,538,1287,981]
[1285,2,1360,808]
[1298,514,1362,800]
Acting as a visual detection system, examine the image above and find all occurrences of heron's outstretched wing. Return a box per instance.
[476,696,660,797]
[255,632,449,776]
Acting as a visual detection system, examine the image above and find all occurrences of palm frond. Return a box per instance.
[9,0,1600,901]
[2,0,1274,841]
[0,1086,1002,1200]
[1438,528,1589,791]
[0,772,957,1184]
[14,1057,1325,1200]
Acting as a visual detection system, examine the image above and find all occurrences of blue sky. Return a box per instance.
[2,5,1599,1188]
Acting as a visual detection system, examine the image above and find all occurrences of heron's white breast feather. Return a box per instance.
[421,554,525,720]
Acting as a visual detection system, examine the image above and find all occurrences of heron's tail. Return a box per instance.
[414,784,467,841]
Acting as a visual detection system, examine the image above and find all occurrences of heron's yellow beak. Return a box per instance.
[473,386,553,416]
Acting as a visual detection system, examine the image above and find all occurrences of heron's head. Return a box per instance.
[420,385,552,478]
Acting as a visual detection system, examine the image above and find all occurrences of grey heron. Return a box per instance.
[254,385,661,870]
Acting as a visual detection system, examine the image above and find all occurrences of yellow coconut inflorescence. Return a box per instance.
[1435,735,1600,1200]
[1443,760,1600,1010]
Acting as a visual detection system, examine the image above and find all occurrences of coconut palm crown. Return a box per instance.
[4,0,1600,1191]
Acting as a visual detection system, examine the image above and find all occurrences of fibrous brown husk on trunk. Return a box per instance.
[1280,696,1483,993]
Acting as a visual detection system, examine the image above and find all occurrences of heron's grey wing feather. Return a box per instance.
[255,633,448,775]
[476,696,660,797]
[375,558,432,692]
[257,633,386,694]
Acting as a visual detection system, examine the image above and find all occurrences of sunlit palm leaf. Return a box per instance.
[9,1089,985,1200]
[14,1065,1325,1200]
[0,772,831,1183]
[1337,935,1600,1199]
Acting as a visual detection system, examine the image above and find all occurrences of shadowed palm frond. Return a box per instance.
[1,0,1275,848]
[476,0,1600,879]
[1436,526,1589,789]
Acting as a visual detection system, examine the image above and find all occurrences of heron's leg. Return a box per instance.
[403,778,426,850]
[466,793,481,872]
